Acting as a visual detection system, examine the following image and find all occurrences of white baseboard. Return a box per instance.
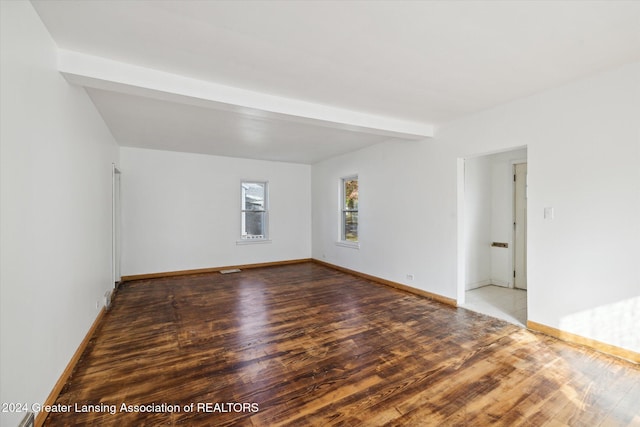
[466,279,492,290]
[490,279,511,288]
[466,279,513,290]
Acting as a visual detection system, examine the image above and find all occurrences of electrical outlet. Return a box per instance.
[406,274,414,281]
[96,300,101,309]
[544,207,554,219]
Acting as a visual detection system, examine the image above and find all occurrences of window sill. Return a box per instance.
[335,241,360,249]
[236,239,272,245]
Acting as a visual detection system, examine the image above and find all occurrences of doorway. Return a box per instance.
[112,164,122,287]
[459,148,528,326]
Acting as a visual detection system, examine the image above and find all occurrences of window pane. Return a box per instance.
[343,179,358,210]
[243,182,265,210]
[343,211,358,241]
[243,211,264,237]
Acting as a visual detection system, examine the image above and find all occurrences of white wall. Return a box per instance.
[0,2,119,426]
[120,147,311,276]
[464,155,493,289]
[313,61,640,353]
[1,13,637,427]
[312,139,459,300]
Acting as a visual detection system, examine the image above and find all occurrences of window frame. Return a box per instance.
[338,175,359,248]
[238,181,270,244]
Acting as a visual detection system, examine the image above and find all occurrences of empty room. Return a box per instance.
[1,1,639,426]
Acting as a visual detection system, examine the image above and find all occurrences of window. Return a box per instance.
[341,176,358,243]
[241,181,268,240]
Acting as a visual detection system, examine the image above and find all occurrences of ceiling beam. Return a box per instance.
[58,49,434,140]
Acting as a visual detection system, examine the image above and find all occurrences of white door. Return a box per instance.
[514,163,527,289]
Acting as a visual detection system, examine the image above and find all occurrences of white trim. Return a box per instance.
[240,180,269,240]
[111,163,121,287]
[339,174,359,244]
[236,239,272,245]
[512,161,528,291]
[456,158,466,306]
[466,279,492,290]
[491,279,511,288]
[335,241,360,249]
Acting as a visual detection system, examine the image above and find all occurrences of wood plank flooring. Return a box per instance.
[44,262,640,426]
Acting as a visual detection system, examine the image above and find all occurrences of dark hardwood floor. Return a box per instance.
[44,262,640,426]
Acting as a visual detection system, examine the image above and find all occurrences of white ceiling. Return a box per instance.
[31,0,640,164]
[85,88,407,164]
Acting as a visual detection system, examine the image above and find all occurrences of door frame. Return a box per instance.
[112,164,122,288]
[512,160,527,290]
[456,150,528,305]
